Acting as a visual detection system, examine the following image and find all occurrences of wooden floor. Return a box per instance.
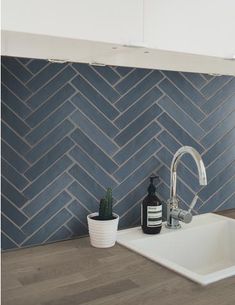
[2,234,235,305]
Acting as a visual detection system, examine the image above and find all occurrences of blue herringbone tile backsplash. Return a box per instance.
[1,56,235,250]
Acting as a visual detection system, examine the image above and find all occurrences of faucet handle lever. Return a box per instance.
[188,195,198,213]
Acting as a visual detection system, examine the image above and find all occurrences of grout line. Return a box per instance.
[161,72,209,118]
[75,71,121,113]
[68,105,120,155]
[1,195,29,219]
[215,192,235,211]
[198,174,235,211]
[20,153,74,193]
[19,203,73,246]
[23,106,77,147]
[199,94,235,131]
[1,231,19,248]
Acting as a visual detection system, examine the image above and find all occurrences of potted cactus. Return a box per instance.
[87,188,119,248]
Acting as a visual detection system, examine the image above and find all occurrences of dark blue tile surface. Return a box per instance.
[1,56,235,250]
[72,74,119,120]
[71,93,119,138]
[71,110,118,155]
[73,63,120,102]
[1,84,32,119]
[71,129,118,174]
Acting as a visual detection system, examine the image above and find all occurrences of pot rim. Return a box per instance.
[87,212,119,222]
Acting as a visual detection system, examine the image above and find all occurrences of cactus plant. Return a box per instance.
[99,188,114,220]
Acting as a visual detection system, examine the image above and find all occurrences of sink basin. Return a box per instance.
[117,213,235,285]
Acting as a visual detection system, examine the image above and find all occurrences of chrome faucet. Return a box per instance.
[166,146,207,229]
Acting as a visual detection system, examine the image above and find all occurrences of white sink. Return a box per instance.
[117,213,235,285]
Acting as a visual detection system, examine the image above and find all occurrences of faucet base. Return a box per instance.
[165,223,181,229]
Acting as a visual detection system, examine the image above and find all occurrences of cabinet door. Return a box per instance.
[2,0,143,46]
[144,0,235,58]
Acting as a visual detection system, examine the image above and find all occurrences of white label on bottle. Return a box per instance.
[147,205,162,227]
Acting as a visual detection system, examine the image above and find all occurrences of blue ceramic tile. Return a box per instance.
[1,56,235,250]
[181,72,207,89]
[158,113,204,153]
[2,122,30,155]
[115,68,150,94]
[200,94,235,132]
[201,75,232,98]
[26,66,76,109]
[159,96,205,140]
[2,159,28,190]
[67,199,90,225]
[47,226,72,242]
[198,162,235,201]
[1,66,32,100]
[2,57,32,83]
[24,137,74,181]
[71,110,118,155]
[203,128,235,166]
[1,196,28,227]
[202,78,235,113]
[217,193,235,211]
[115,66,133,76]
[71,129,118,174]
[114,179,151,215]
[114,139,161,182]
[27,59,48,73]
[26,101,75,145]
[71,93,119,138]
[115,70,163,111]
[25,120,74,163]
[1,141,29,173]
[200,111,235,148]
[114,122,161,164]
[1,84,32,119]
[22,191,72,234]
[113,157,160,200]
[206,145,235,182]
[73,63,120,102]
[159,79,205,122]
[69,146,117,189]
[2,103,30,136]
[2,177,28,207]
[93,66,120,85]
[22,209,71,246]
[115,87,162,129]
[2,215,26,244]
[163,71,206,106]
[69,164,105,200]
[1,233,18,250]
[68,181,99,212]
[23,155,73,199]
[199,177,235,213]
[26,63,66,91]
[72,75,119,120]
[66,217,88,236]
[26,84,75,127]
[23,173,72,216]
[114,104,162,146]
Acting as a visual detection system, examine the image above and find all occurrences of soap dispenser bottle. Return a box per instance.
[141,175,162,234]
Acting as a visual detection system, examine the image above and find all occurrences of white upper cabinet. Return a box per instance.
[2,0,143,46]
[143,0,235,59]
[2,0,235,75]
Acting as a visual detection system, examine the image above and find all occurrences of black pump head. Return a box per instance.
[148,175,159,194]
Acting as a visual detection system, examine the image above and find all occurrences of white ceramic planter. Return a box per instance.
[87,212,119,248]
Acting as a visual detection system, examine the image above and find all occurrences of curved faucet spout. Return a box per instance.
[170,146,207,201]
[166,146,207,229]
